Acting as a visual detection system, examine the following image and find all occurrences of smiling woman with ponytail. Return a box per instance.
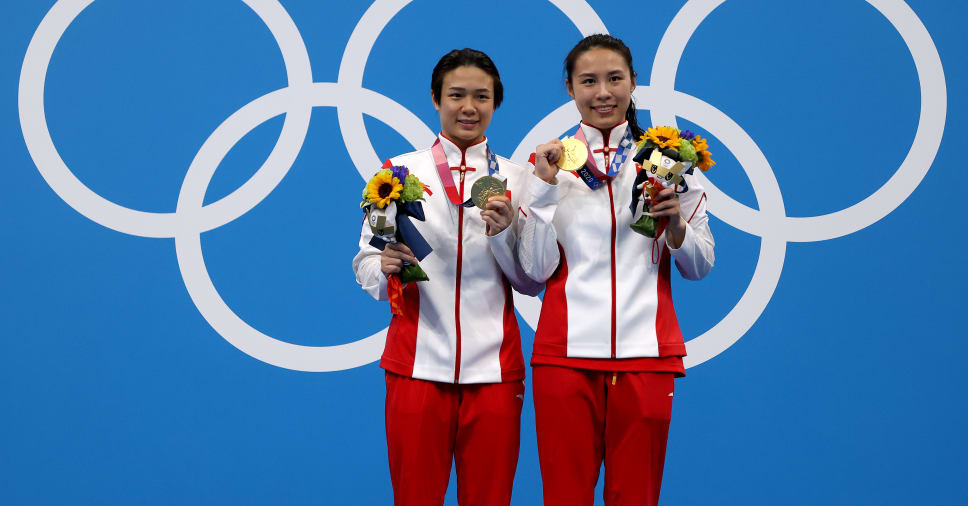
[517,34,716,506]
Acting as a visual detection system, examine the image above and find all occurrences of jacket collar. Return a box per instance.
[579,120,629,153]
[578,121,629,176]
[438,133,489,171]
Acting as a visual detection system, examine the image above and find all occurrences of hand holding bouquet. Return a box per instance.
[362,163,432,313]
[630,127,715,238]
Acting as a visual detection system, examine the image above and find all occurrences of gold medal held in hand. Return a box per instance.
[471,176,507,209]
[557,137,588,172]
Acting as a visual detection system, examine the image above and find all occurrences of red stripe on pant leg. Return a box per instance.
[454,380,525,506]
[533,244,569,357]
[380,281,421,377]
[385,373,458,506]
[532,365,605,506]
[499,276,524,382]
[654,250,685,356]
[603,372,675,506]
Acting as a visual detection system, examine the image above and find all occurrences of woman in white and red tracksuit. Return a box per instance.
[517,35,715,506]
[353,48,541,506]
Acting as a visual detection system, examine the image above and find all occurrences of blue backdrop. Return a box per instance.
[2,0,965,504]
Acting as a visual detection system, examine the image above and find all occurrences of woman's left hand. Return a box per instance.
[650,188,687,248]
[482,195,513,236]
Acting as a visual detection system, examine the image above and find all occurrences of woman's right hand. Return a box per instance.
[381,242,417,277]
[534,139,563,184]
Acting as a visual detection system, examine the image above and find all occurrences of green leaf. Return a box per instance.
[630,214,657,238]
[399,263,430,283]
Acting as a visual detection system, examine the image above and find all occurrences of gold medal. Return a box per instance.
[471,176,507,209]
[557,137,588,172]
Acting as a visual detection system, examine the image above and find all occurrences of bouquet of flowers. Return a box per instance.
[629,126,715,238]
[361,163,432,314]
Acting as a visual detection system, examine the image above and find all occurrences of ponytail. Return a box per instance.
[625,97,643,139]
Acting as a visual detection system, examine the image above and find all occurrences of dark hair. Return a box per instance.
[431,48,504,109]
[564,34,643,138]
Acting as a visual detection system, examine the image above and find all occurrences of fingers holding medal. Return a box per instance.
[557,137,587,172]
[534,139,565,184]
[474,176,512,236]
[471,176,506,210]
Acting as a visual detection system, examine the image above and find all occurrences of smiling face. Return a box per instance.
[567,47,635,131]
[433,65,495,149]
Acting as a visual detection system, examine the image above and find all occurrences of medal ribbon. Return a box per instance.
[572,125,635,190]
[431,138,502,207]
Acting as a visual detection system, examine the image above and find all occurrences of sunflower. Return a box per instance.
[645,126,681,150]
[365,170,403,208]
[697,150,716,172]
[689,135,714,171]
[690,135,709,153]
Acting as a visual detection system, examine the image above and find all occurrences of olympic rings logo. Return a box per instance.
[19,0,946,371]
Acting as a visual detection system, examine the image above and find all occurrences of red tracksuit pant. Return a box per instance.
[532,366,675,506]
[384,372,524,506]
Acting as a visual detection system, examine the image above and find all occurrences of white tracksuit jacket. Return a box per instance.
[518,122,715,362]
[353,135,542,384]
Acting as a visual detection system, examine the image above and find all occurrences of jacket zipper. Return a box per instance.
[607,177,617,359]
[599,128,618,360]
[454,154,467,383]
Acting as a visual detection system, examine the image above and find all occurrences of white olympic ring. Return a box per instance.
[649,0,947,366]
[19,0,946,371]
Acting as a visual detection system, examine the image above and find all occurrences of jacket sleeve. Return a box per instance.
[517,170,563,283]
[352,213,388,301]
[666,171,715,280]
[487,169,544,296]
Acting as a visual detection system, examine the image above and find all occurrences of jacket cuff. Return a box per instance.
[667,222,697,258]
[362,269,389,301]
[487,223,515,257]
[528,172,560,210]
